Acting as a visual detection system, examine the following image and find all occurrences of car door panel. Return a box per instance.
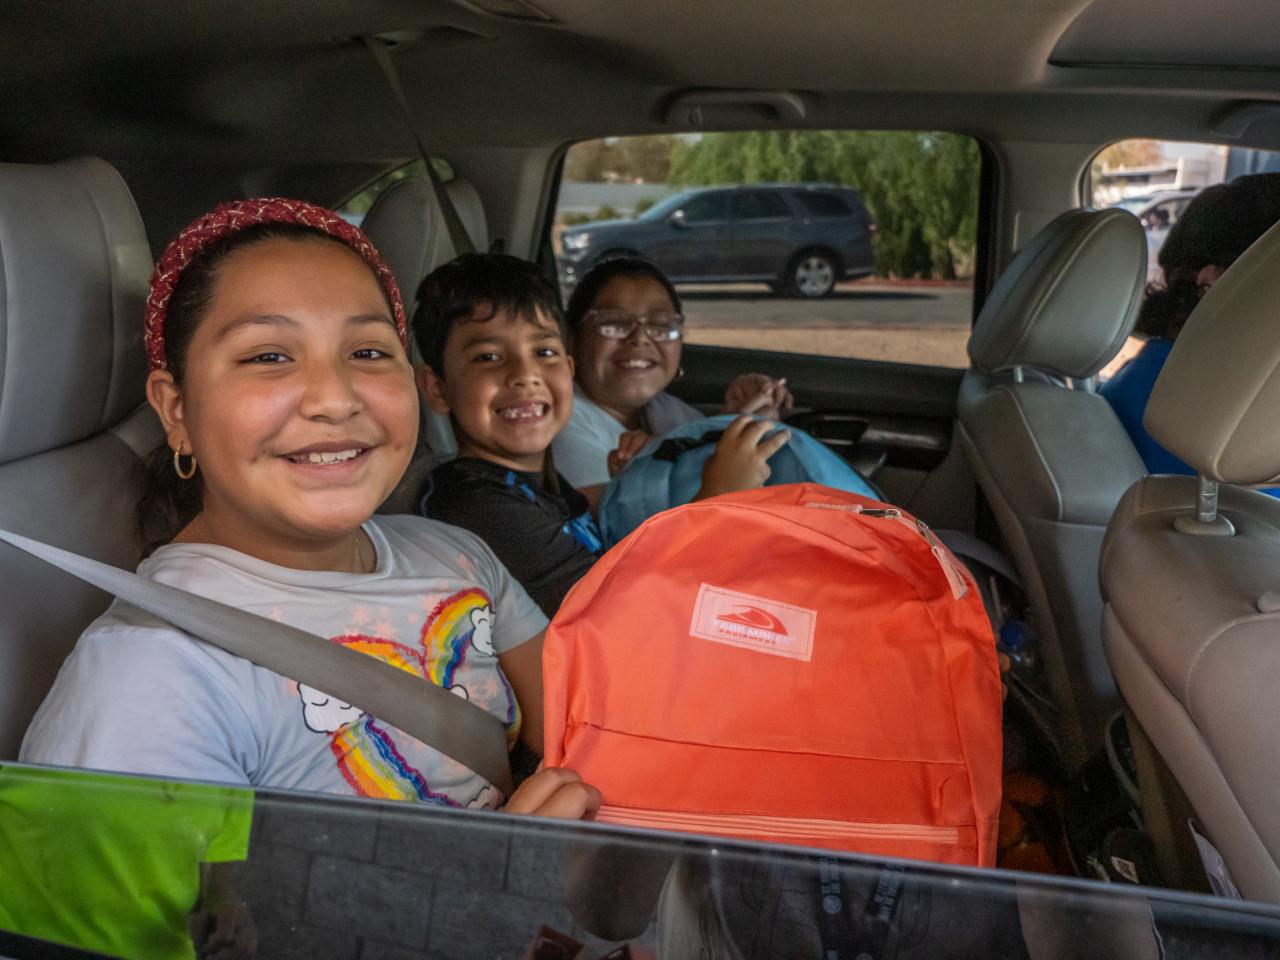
[673,343,974,531]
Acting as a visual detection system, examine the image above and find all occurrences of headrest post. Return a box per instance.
[1173,474,1236,537]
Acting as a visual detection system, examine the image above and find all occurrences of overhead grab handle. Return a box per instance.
[663,89,807,128]
[1212,101,1280,141]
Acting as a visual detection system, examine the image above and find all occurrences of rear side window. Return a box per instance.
[733,191,791,221]
[552,130,981,368]
[796,191,853,218]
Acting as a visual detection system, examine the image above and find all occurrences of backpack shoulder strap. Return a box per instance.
[0,529,512,795]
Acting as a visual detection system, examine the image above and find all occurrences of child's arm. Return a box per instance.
[723,373,794,420]
[695,415,791,501]
[499,628,546,756]
[607,429,653,477]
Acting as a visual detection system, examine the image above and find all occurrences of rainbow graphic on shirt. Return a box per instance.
[421,588,521,745]
[318,635,455,804]
[422,587,490,689]
[299,586,519,804]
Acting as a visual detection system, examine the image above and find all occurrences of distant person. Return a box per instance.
[1103,173,1280,475]
[552,257,795,505]
[415,253,788,617]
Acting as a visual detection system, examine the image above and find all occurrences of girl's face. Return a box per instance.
[573,276,682,425]
[149,236,418,558]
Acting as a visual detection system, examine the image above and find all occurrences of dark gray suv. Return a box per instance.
[558,183,876,298]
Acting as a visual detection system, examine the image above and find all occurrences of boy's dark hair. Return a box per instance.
[138,222,360,555]
[413,253,567,373]
[564,257,681,336]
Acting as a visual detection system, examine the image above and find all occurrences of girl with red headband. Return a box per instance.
[22,199,599,820]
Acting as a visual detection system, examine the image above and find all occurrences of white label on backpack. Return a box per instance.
[690,584,817,661]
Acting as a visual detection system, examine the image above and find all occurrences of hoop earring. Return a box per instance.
[674,366,685,382]
[173,448,198,480]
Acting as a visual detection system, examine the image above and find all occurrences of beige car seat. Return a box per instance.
[958,208,1147,770]
[1101,219,1280,902]
[362,176,491,511]
[0,158,161,759]
[361,175,490,319]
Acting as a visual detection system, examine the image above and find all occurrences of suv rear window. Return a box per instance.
[733,191,791,220]
[796,191,854,218]
[552,130,981,368]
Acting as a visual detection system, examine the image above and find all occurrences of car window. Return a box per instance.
[679,191,729,223]
[732,190,791,220]
[5,761,1280,959]
[552,131,981,368]
[796,190,855,218]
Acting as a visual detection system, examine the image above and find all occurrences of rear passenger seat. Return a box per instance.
[363,175,491,511]
[0,158,162,758]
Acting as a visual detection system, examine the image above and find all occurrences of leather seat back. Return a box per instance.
[362,176,492,509]
[0,158,161,759]
[1102,220,1280,901]
[958,208,1146,768]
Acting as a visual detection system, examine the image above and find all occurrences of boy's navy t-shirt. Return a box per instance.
[422,457,604,618]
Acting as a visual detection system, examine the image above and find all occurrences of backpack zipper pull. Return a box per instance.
[912,518,972,601]
[854,507,971,600]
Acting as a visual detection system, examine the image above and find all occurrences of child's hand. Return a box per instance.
[724,373,794,421]
[608,430,653,477]
[503,766,602,820]
[696,415,791,500]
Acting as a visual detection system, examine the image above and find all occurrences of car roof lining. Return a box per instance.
[4,0,1280,167]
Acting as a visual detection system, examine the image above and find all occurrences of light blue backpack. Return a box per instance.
[597,414,881,545]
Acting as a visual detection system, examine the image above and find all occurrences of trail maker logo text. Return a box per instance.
[690,584,817,661]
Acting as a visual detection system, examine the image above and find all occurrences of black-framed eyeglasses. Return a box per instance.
[586,308,684,342]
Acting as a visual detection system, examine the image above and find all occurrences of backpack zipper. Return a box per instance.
[808,504,971,600]
[594,804,962,845]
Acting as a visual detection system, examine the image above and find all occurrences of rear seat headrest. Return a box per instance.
[361,176,490,317]
[0,158,151,466]
[1145,220,1280,485]
[967,208,1145,380]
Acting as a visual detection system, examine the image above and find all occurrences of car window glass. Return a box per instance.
[552,131,981,368]
[679,191,728,222]
[6,761,1280,959]
[732,190,791,220]
[797,191,854,218]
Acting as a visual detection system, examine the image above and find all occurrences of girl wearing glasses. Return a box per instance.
[553,257,794,507]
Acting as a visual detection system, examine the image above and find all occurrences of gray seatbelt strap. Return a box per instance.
[0,529,512,795]
[363,36,477,258]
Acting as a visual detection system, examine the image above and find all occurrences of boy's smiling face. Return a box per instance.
[421,305,574,473]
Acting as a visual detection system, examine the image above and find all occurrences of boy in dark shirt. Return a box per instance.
[413,254,604,617]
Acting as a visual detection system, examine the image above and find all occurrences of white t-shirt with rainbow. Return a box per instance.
[21,515,547,809]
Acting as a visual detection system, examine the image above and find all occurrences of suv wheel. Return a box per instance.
[786,251,838,298]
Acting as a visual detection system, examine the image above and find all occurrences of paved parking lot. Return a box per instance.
[677,282,973,367]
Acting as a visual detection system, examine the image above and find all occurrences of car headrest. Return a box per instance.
[967,208,1145,380]
[361,176,490,316]
[1145,220,1280,485]
[0,158,152,466]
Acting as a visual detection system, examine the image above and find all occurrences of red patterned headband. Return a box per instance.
[144,198,408,371]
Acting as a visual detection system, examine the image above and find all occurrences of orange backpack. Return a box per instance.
[543,484,1002,866]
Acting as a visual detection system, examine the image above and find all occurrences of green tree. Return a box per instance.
[669,130,979,279]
